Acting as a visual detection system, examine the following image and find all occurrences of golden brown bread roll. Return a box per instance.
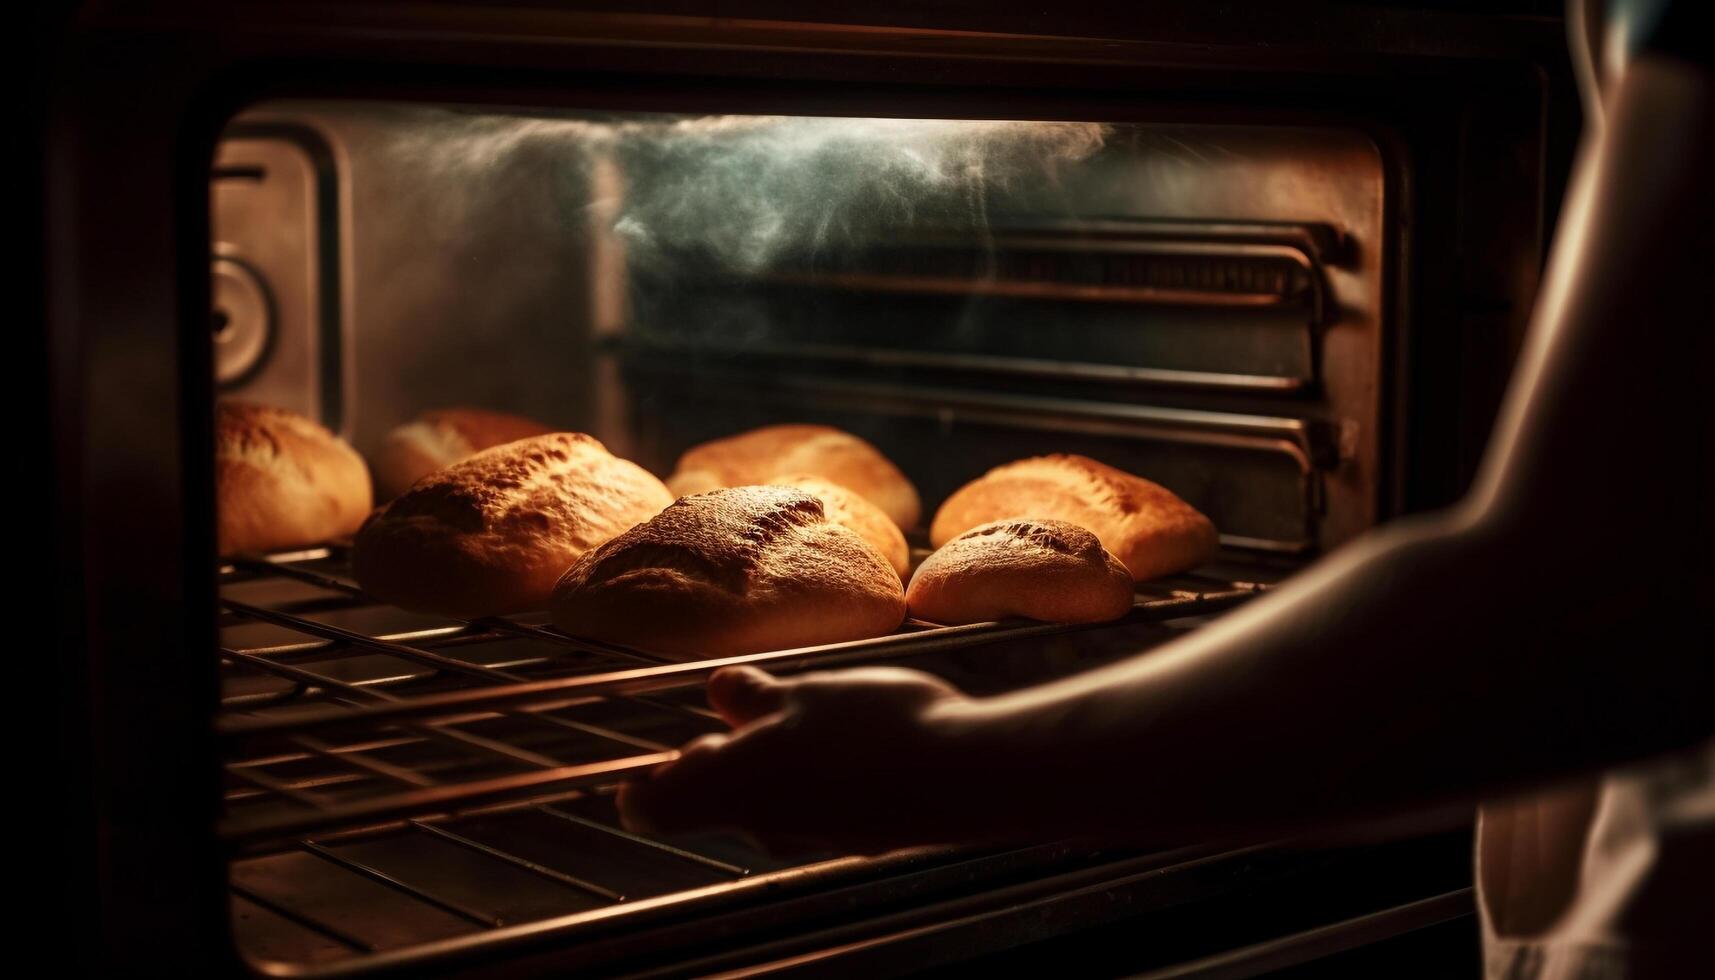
[930,454,1218,581]
[216,401,372,555]
[551,486,907,659]
[353,433,673,618]
[907,518,1134,625]
[374,407,554,499]
[772,474,911,579]
[666,424,921,530]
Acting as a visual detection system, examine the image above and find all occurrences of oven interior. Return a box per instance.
[213,100,1463,976]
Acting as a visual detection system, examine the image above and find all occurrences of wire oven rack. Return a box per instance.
[218,545,1272,969]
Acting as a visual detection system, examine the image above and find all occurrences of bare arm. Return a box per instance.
[620,56,1715,855]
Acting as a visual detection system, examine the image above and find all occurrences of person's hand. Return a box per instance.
[616,664,983,855]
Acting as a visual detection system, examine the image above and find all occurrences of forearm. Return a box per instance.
[912,59,1715,848]
[933,508,1708,845]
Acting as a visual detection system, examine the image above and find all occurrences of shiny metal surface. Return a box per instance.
[215,546,1286,973]
[211,253,274,385]
[213,107,1387,554]
[211,128,348,433]
[217,547,1271,844]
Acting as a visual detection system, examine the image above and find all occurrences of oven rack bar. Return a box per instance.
[408,817,633,899]
[532,802,749,876]
[243,781,751,877]
[232,828,1029,976]
[217,549,1265,846]
[217,547,1277,971]
[232,881,377,954]
[233,554,677,667]
[220,586,1258,742]
[222,624,693,844]
[237,837,1235,978]
[231,791,757,959]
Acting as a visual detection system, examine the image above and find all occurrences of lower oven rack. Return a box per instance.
[218,546,1279,973]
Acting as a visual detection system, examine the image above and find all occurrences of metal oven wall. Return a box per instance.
[213,103,1388,557]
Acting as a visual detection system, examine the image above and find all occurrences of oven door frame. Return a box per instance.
[39,4,1570,973]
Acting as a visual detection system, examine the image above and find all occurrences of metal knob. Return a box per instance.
[211,252,274,386]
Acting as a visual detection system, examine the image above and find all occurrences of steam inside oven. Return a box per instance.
[212,102,1370,554]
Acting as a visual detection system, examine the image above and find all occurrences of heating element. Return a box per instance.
[219,545,1283,972]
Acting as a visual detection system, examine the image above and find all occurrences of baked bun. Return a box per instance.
[551,486,906,659]
[666,425,921,530]
[772,474,911,579]
[216,401,372,555]
[907,518,1134,625]
[930,454,1217,581]
[353,433,673,618]
[374,407,553,499]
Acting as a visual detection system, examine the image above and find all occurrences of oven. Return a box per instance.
[38,2,1576,975]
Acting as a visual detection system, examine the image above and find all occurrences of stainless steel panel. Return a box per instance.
[214,106,1387,553]
[212,129,348,433]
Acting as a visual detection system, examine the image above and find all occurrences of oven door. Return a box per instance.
[39,3,1568,975]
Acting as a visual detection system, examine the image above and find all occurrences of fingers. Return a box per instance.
[617,732,736,836]
[620,668,797,838]
[706,665,789,728]
[622,665,971,849]
[616,735,832,858]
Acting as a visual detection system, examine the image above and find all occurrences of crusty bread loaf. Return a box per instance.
[551,486,907,659]
[666,424,921,530]
[353,433,674,618]
[907,518,1134,625]
[216,401,372,555]
[772,474,910,579]
[374,407,553,499]
[930,454,1218,581]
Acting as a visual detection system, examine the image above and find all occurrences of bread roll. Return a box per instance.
[908,518,1134,625]
[374,407,553,499]
[772,474,910,579]
[666,424,921,530]
[353,433,673,618]
[216,401,372,555]
[551,486,906,659]
[930,454,1217,581]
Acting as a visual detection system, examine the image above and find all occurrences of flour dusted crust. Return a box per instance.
[374,407,554,499]
[666,424,921,530]
[551,486,907,659]
[772,474,910,579]
[929,454,1217,581]
[216,401,372,555]
[908,518,1133,625]
[353,433,674,618]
